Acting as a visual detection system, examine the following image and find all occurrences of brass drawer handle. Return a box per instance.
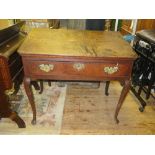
[5,83,15,96]
[73,63,85,71]
[104,63,118,74]
[39,64,54,72]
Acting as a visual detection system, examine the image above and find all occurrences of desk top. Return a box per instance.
[18,28,136,59]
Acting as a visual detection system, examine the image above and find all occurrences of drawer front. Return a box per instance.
[24,60,132,80]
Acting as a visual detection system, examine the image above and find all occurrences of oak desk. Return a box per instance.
[18,28,137,125]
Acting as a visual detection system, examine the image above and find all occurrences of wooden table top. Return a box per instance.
[18,28,136,59]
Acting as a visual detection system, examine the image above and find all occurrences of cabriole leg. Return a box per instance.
[23,77,36,125]
[114,80,130,124]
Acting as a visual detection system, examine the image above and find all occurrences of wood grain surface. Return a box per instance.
[61,82,155,135]
[18,28,136,58]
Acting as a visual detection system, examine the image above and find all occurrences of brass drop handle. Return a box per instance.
[5,83,15,96]
[39,64,54,72]
[73,63,85,71]
[104,63,119,74]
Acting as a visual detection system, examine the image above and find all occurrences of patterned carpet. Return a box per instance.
[0,81,154,135]
[0,82,67,134]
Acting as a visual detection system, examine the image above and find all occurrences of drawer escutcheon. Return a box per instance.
[39,64,54,72]
[73,63,85,71]
[104,63,119,74]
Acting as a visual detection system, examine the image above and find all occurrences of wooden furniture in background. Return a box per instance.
[22,19,60,33]
[18,28,136,125]
[0,19,14,29]
[136,19,155,31]
[121,19,155,35]
[0,21,26,128]
[120,20,132,35]
[0,71,26,128]
[0,21,26,95]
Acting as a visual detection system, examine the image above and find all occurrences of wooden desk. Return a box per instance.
[18,28,137,125]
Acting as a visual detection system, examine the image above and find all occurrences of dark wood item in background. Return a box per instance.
[0,21,26,128]
[136,19,155,31]
[18,28,137,125]
[121,19,155,35]
[0,71,25,128]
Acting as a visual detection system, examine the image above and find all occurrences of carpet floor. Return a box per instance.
[0,82,67,134]
[0,81,155,135]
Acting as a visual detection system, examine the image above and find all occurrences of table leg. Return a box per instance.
[31,81,40,90]
[39,80,43,94]
[0,88,26,128]
[48,80,52,86]
[105,81,110,96]
[9,111,26,128]
[23,77,36,125]
[0,111,26,128]
[114,80,130,124]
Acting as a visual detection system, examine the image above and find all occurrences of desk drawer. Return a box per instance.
[24,60,132,80]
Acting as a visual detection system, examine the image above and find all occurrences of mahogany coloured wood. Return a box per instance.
[18,28,137,124]
[0,70,26,128]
